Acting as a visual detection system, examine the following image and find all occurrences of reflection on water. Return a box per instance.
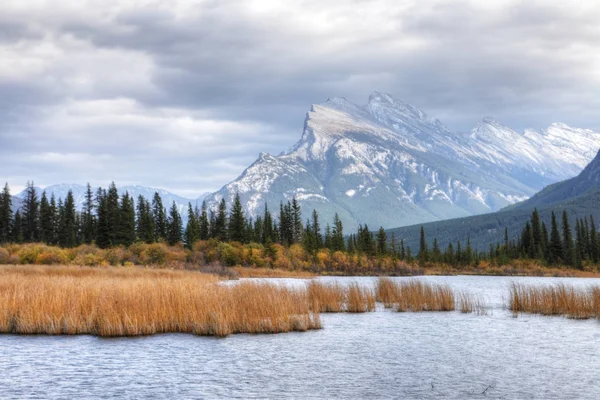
[2,276,600,399]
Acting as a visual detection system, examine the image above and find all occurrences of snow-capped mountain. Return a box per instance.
[204,91,600,231]
[15,184,207,217]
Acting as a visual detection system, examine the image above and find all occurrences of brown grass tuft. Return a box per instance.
[457,292,487,315]
[376,278,455,312]
[307,281,375,313]
[0,265,321,337]
[508,282,600,320]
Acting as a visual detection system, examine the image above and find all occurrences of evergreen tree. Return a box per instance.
[118,192,136,246]
[82,183,96,244]
[136,195,155,244]
[95,188,110,248]
[324,223,332,249]
[331,213,345,251]
[464,237,473,266]
[548,211,562,265]
[531,208,542,254]
[228,193,247,243]
[39,192,54,244]
[184,203,200,248]
[590,215,599,263]
[418,226,429,265]
[199,201,210,240]
[376,226,387,255]
[12,210,23,243]
[152,192,167,241]
[291,198,303,243]
[431,238,442,263]
[262,204,274,244]
[214,198,228,241]
[0,183,13,243]
[21,181,39,242]
[562,210,574,266]
[58,190,77,248]
[311,209,323,249]
[167,201,183,245]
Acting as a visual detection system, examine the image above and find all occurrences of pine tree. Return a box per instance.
[548,211,562,265]
[0,183,13,243]
[291,198,303,243]
[331,213,345,251]
[199,201,209,240]
[431,238,441,263]
[575,219,584,270]
[262,204,273,244]
[590,215,599,263]
[531,208,542,254]
[311,209,322,249]
[58,190,77,248]
[228,193,246,243]
[376,226,387,255]
[418,226,429,265]
[136,195,155,244]
[95,188,110,248]
[167,201,183,245]
[12,210,23,243]
[464,237,473,266]
[562,210,574,266]
[152,192,167,241]
[324,223,332,249]
[185,203,200,249]
[21,181,39,242]
[82,183,96,244]
[390,232,398,258]
[39,192,54,244]
[119,192,136,247]
[214,198,228,241]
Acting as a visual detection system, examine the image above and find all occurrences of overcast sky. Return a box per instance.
[1,0,599,197]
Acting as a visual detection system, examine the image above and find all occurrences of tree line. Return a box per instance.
[1,182,598,270]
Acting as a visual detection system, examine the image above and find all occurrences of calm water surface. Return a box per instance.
[2,275,600,399]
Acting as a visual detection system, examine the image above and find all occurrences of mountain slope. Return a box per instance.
[388,151,600,251]
[205,92,600,231]
[507,150,600,210]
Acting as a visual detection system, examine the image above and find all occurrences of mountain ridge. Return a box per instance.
[203,91,600,231]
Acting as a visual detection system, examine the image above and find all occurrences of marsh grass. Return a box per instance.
[0,265,321,337]
[508,282,600,320]
[376,278,455,312]
[307,281,375,313]
[457,292,488,315]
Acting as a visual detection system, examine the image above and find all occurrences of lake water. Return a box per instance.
[2,275,600,399]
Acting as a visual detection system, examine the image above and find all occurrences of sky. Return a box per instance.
[1,0,599,198]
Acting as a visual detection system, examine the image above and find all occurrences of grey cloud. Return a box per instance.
[1,0,599,196]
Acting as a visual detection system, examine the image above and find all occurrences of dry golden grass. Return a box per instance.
[376,278,455,312]
[233,266,316,279]
[457,292,487,315]
[508,282,600,320]
[346,283,376,313]
[307,281,375,313]
[307,281,346,312]
[0,265,321,337]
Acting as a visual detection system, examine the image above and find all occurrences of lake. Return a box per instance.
[2,275,600,399]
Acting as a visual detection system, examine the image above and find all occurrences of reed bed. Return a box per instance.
[508,282,600,320]
[457,292,487,315]
[0,265,321,337]
[307,281,375,313]
[376,278,455,312]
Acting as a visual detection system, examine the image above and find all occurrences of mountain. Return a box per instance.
[204,91,600,231]
[388,150,600,251]
[14,184,207,217]
[506,150,600,211]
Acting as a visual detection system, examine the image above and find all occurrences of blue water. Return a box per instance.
[2,276,600,399]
